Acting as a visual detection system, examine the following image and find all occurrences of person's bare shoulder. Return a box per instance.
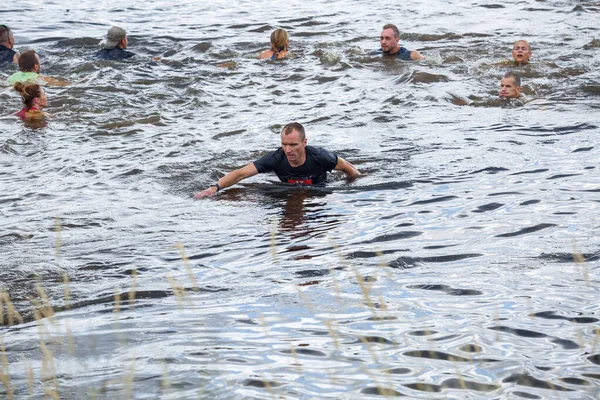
[258,50,272,59]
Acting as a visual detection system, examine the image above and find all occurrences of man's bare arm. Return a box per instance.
[194,162,259,199]
[410,50,425,61]
[334,157,360,179]
[41,76,70,87]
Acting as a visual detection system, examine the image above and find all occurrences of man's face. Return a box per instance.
[499,77,521,98]
[34,54,41,73]
[121,36,128,49]
[512,41,531,64]
[380,28,399,53]
[281,129,307,165]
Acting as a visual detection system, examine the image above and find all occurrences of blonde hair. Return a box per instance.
[14,82,43,110]
[270,29,288,53]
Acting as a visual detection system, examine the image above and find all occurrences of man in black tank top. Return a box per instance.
[194,122,361,199]
[0,25,18,66]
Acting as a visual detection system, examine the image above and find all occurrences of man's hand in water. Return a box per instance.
[193,186,218,199]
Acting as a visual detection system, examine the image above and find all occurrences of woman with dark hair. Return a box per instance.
[14,81,47,120]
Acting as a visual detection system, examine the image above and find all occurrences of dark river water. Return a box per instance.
[1,0,599,398]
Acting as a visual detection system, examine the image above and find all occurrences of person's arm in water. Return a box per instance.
[410,50,425,61]
[194,162,259,199]
[41,76,69,87]
[334,157,361,179]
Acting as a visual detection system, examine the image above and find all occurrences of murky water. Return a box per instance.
[1,0,599,398]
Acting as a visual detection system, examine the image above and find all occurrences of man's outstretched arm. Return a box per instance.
[194,162,259,199]
[334,157,360,179]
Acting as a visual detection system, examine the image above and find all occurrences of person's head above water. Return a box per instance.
[512,40,532,65]
[18,50,40,73]
[0,24,15,48]
[380,23,401,54]
[270,29,289,52]
[14,81,47,111]
[105,26,128,50]
[259,28,289,60]
[281,122,307,166]
[379,23,425,60]
[499,72,521,98]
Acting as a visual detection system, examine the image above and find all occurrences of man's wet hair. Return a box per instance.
[504,72,521,87]
[0,25,12,44]
[514,40,531,51]
[282,122,306,140]
[382,24,400,39]
[18,50,39,72]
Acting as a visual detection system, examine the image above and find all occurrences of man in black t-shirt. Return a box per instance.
[95,26,135,60]
[194,122,360,199]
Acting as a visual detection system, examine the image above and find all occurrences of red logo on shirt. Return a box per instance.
[287,178,313,185]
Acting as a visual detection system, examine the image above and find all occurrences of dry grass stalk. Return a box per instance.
[294,286,315,314]
[0,339,14,400]
[35,284,55,322]
[0,291,24,326]
[54,217,61,260]
[322,320,340,350]
[174,242,199,291]
[129,269,137,308]
[39,339,59,399]
[124,353,136,400]
[166,275,189,307]
[351,265,377,318]
[592,327,599,354]
[288,343,301,374]
[24,358,34,398]
[572,243,590,287]
[255,312,276,399]
[270,220,279,263]
[358,365,393,398]
[160,355,172,396]
[66,325,76,357]
[114,291,121,314]
[357,335,379,364]
[62,273,71,310]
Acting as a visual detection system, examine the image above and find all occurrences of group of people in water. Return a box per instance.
[1,22,531,195]
[1,24,133,121]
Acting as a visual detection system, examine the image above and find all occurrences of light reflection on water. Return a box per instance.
[1,0,600,398]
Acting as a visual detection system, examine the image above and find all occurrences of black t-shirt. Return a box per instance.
[253,146,338,185]
[0,45,16,65]
[95,47,135,60]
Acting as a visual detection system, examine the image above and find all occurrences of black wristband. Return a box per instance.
[213,183,221,192]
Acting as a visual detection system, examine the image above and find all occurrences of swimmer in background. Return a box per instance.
[499,72,521,98]
[0,24,18,66]
[259,29,289,60]
[377,23,425,61]
[14,82,47,120]
[6,50,69,86]
[95,26,135,60]
[501,40,532,66]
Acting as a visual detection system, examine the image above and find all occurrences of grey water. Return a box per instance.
[1,0,599,398]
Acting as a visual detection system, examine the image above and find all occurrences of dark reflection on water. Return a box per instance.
[1,0,600,398]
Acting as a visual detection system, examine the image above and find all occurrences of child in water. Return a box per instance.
[14,81,47,120]
[259,29,289,60]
